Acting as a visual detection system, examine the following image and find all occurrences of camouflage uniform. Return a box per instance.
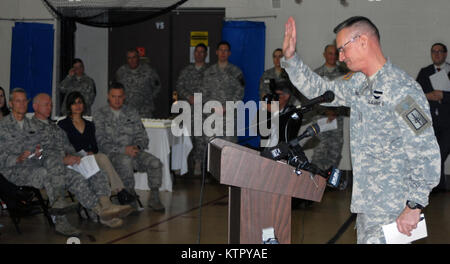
[176,63,209,162]
[202,63,245,143]
[58,74,96,116]
[0,115,57,203]
[310,64,348,171]
[93,105,163,192]
[115,63,161,118]
[29,116,111,210]
[282,53,440,243]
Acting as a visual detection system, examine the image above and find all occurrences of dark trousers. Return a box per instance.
[434,123,450,190]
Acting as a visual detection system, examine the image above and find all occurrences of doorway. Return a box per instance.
[108,8,225,118]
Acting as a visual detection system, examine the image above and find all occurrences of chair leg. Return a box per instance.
[136,195,143,208]
[9,214,22,234]
[67,191,88,220]
[33,189,54,227]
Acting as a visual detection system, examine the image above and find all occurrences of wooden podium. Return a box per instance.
[208,138,326,244]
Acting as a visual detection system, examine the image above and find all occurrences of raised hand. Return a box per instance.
[283,17,297,60]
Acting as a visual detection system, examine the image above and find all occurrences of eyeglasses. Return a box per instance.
[337,35,360,54]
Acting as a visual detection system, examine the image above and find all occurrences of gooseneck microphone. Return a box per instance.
[300,91,335,110]
[288,123,320,146]
[261,123,321,161]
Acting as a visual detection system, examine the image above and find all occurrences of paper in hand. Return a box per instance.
[430,70,450,92]
[67,155,100,179]
[382,214,427,244]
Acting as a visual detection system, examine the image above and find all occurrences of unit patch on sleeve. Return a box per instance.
[395,95,431,135]
[342,72,355,81]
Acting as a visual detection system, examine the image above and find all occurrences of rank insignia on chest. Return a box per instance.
[395,95,431,135]
[373,90,383,99]
[368,90,383,105]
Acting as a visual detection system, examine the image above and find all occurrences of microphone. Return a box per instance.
[261,141,290,160]
[300,91,335,110]
[260,123,320,161]
[288,123,320,146]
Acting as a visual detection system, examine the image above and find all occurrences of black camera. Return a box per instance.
[262,79,280,104]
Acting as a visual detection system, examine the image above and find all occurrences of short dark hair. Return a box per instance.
[432,43,447,53]
[217,41,231,51]
[65,91,86,116]
[324,44,336,52]
[126,48,139,56]
[72,58,84,66]
[272,48,283,57]
[195,43,208,53]
[108,81,125,92]
[333,16,380,41]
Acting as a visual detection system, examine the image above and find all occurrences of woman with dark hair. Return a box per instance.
[58,91,135,205]
[0,86,10,119]
[58,58,96,116]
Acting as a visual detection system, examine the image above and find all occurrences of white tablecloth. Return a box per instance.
[134,123,192,192]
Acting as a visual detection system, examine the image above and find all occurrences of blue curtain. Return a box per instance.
[222,21,265,148]
[10,22,54,112]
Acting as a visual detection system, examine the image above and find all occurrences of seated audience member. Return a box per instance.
[30,92,134,231]
[93,82,165,211]
[58,91,136,205]
[0,86,10,119]
[0,88,79,236]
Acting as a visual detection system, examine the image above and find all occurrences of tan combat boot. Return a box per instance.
[99,217,123,228]
[97,196,134,219]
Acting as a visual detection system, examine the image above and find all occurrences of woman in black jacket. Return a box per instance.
[58,91,135,205]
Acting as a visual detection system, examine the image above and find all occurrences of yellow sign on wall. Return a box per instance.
[190,31,208,47]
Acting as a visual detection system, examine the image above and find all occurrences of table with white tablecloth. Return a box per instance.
[134,119,192,192]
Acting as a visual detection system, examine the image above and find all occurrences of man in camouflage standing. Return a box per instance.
[58,58,96,116]
[259,48,303,104]
[93,82,165,211]
[310,44,349,173]
[175,43,209,176]
[115,49,161,118]
[282,16,440,243]
[202,41,245,147]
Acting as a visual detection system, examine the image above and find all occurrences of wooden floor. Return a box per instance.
[0,175,449,244]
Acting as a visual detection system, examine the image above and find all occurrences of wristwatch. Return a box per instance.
[406,200,424,210]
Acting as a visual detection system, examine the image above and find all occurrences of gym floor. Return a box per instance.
[0,176,449,244]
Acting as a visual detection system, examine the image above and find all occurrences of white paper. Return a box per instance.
[382,214,427,244]
[262,227,275,242]
[28,148,43,159]
[317,117,338,133]
[67,155,100,179]
[430,70,450,92]
[77,150,88,157]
